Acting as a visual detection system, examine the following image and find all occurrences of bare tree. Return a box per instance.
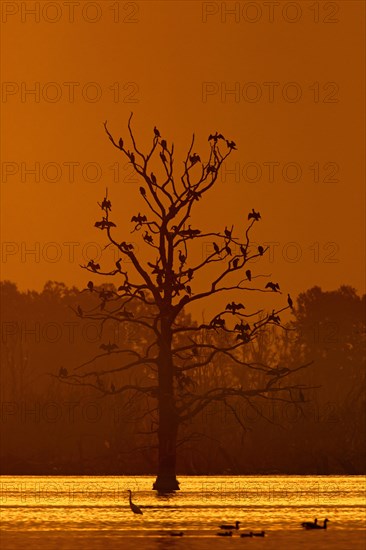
[63,114,311,491]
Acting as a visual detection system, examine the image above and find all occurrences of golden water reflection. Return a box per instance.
[1,476,365,549]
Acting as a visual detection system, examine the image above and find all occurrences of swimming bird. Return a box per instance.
[217,531,232,536]
[127,489,143,515]
[240,532,253,538]
[170,531,184,536]
[313,518,329,530]
[220,521,240,530]
[301,518,318,529]
[252,531,265,537]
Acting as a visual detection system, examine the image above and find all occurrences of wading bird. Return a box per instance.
[127,489,143,515]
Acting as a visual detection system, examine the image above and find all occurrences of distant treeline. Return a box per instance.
[1,281,365,475]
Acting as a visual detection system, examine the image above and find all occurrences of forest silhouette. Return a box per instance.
[1,281,365,476]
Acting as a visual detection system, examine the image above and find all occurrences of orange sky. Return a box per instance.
[1,0,365,319]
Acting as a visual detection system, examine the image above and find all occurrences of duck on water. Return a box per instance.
[302,518,329,530]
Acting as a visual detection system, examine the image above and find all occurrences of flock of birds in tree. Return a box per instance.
[91,199,294,309]
[127,489,330,537]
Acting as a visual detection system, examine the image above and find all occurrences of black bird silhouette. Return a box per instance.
[301,518,318,529]
[139,187,146,196]
[210,317,226,328]
[287,293,294,309]
[232,258,239,269]
[213,242,220,254]
[235,322,250,332]
[224,227,232,239]
[154,126,160,137]
[220,521,240,530]
[100,342,119,353]
[101,197,111,211]
[189,153,201,164]
[301,518,330,530]
[258,245,264,255]
[170,531,184,537]
[129,152,135,163]
[265,282,280,292]
[208,132,224,142]
[226,302,245,314]
[150,172,157,184]
[252,531,265,537]
[131,213,147,225]
[186,285,192,295]
[268,310,281,324]
[246,269,251,281]
[87,260,100,272]
[217,531,232,536]
[143,232,153,244]
[240,532,253,538]
[87,281,94,292]
[248,208,261,221]
[179,251,186,264]
[161,139,167,149]
[127,489,143,515]
[180,226,201,238]
[95,218,116,230]
[315,518,329,530]
[118,137,123,149]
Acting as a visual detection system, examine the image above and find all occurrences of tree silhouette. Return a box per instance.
[63,114,311,491]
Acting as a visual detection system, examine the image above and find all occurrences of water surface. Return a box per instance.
[1,476,365,549]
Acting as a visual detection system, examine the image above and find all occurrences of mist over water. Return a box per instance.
[1,475,365,549]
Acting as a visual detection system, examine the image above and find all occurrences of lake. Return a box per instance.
[1,476,365,549]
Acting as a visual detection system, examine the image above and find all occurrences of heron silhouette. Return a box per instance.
[127,489,143,515]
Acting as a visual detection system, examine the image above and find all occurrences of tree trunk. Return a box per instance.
[153,317,180,492]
